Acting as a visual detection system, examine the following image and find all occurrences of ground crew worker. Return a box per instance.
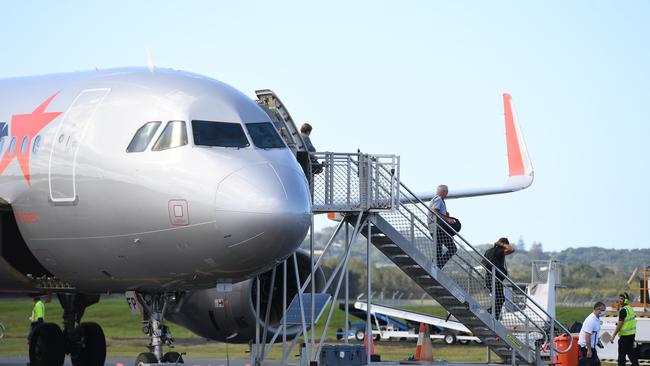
[610,293,639,366]
[27,296,45,342]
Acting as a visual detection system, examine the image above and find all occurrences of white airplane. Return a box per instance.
[0,67,534,366]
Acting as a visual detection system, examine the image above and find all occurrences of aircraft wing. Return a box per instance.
[416,93,533,201]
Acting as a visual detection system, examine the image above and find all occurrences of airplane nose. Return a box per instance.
[216,162,311,215]
[214,162,311,270]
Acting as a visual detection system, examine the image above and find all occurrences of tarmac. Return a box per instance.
[0,357,250,366]
[0,359,515,366]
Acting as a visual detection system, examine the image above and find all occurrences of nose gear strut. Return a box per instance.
[136,292,185,364]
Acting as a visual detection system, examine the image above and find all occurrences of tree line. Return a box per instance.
[307,227,649,304]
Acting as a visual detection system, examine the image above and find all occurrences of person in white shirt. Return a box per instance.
[427,184,457,268]
[578,302,606,366]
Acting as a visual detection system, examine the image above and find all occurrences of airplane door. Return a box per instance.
[49,89,110,203]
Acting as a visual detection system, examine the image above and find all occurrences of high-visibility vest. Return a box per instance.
[620,304,636,336]
[30,300,45,321]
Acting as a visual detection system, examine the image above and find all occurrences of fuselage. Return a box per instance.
[0,67,311,293]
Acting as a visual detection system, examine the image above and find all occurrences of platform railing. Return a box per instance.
[311,152,399,212]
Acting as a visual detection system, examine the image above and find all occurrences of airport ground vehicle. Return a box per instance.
[338,301,480,344]
[599,267,650,360]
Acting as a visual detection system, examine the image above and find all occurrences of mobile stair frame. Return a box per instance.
[308,152,573,366]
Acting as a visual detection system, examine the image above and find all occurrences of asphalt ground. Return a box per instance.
[0,357,250,366]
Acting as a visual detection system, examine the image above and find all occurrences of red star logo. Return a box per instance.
[0,92,62,186]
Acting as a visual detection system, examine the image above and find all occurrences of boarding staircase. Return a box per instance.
[309,152,573,366]
[256,89,572,364]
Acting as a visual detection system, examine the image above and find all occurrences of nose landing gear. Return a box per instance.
[136,292,185,365]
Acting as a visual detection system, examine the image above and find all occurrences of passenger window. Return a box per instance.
[32,135,41,154]
[127,122,161,153]
[192,120,249,148]
[20,136,29,155]
[8,137,16,155]
[152,121,188,151]
[246,122,286,149]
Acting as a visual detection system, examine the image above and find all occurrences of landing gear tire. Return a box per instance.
[444,334,456,345]
[29,323,65,366]
[135,352,158,366]
[355,330,365,341]
[373,333,381,341]
[71,322,106,366]
[163,351,184,363]
[459,339,470,345]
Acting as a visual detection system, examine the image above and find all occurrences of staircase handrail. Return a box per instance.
[376,166,573,354]
[309,152,573,359]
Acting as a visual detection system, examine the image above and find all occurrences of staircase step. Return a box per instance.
[372,236,393,245]
[400,264,422,270]
[376,243,399,250]
[422,284,442,290]
[388,254,413,261]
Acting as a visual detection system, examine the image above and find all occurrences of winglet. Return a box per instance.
[504,93,532,178]
[414,93,534,201]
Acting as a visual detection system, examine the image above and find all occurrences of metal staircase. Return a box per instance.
[310,152,573,365]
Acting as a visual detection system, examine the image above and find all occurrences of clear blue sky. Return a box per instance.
[2,1,648,251]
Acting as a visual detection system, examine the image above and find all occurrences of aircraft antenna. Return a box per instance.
[146,48,155,72]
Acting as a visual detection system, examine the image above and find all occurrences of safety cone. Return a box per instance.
[420,324,434,362]
[365,329,380,362]
[415,323,425,360]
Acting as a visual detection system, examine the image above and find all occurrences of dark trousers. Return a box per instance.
[618,335,639,366]
[579,346,601,366]
[27,321,40,341]
[485,274,505,320]
[435,226,457,269]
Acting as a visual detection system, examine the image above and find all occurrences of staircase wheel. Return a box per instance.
[444,334,456,345]
[29,322,65,366]
[355,330,365,341]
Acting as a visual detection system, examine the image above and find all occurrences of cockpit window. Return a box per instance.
[152,121,188,151]
[245,122,286,149]
[192,120,249,148]
[127,121,161,153]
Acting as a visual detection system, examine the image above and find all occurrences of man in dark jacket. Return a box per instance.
[483,237,515,320]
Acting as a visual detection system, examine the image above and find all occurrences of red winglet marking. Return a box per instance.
[503,93,524,177]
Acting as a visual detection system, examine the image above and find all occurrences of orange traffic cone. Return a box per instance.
[415,323,425,360]
[420,324,434,362]
[365,330,380,361]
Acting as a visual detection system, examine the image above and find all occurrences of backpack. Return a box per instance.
[481,247,496,270]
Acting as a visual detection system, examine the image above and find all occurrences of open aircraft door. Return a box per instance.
[48,88,110,204]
